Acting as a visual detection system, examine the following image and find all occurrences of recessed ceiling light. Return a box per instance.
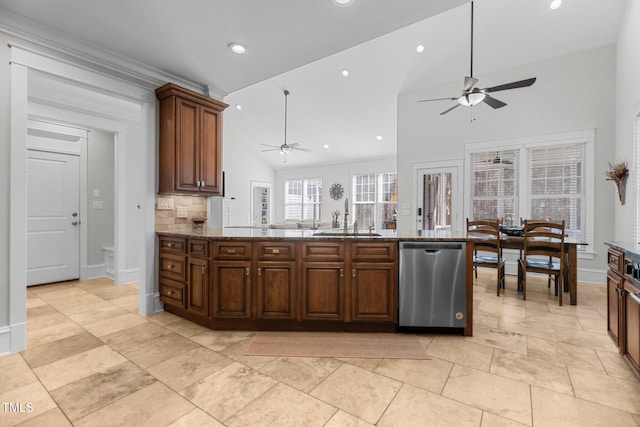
[550,0,562,10]
[341,69,350,77]
[334,0,353,5]
[235,104,242,110]
[376,135,383,141]
[228,42,247,54]
[416,44,425,53]
[323,144,330,149]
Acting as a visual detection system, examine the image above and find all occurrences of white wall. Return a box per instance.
[398,45,617,272]
[275,158,397,224]
[614,0,640,239]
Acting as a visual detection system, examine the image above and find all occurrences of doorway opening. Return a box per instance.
[413,160,463,234]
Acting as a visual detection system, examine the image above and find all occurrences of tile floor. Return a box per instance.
[1,273,640,426]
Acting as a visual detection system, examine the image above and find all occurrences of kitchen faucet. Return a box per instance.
[343,198,349,234]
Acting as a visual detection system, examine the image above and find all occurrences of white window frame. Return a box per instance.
[283,177,323,221]
[634,110,640,244]
[351,171,397,230]
[465,129,595,259]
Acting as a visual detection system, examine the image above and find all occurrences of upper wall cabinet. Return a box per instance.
[156,83,229,195]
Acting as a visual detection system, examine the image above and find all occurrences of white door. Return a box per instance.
[415,163,463,233]
[27,149,80,285]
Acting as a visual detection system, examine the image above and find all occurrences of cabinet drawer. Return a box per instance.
[159,236,186,254]
[213,241,252,259]
[608,248,625,274]
[159,278,185,307]
[301,242,345,261]
[189,239,209,258]
[256,242,296,260]
[351,242,396,262]
[159,253,187,281]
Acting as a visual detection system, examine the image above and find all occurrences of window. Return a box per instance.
[352,172,397,229]
[466,130,594,252]
[635,114,640,244]
[284,178,322,221]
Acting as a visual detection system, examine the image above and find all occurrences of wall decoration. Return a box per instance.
[329,183,344,200]
[606,160,629,205]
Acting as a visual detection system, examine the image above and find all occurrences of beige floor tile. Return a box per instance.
[596,350,640,381]
[554,325,620,352]
[31,285,87,301]
[147,347,232,391]
[180,362,278,422]
[26,321,85,348]
[442,364,532,425]
[163,318,211,338]
[21,332,104,369]
[531,385,637,426]
[577,314,608,334]
[0,354,38,395]
[25,297,48,309]
[25,312,70,332]
[219,337,276,370]
[119,332,200,368]
[33,345,126,391]
[225,383,336,427]
[167,408,225,427]
[0,381,57,426]
[525,308,583,330]
[45,293,108,313]
[54,298,119,316]
[50,361,156,421]
[109,294,139,312]
[490,348,573,395]
[475,310,501,328]
[25,304,58,319]
[82,312,148,337]
[147,310,183,326]
[14,408,72,427]
[526,336,605,372]
[190,329,256,352]
[259,356,343,393]
[425,335,494,372]
[374,357,453,394]
[82,283,138,301]
[100,321,171,351]
[74,381,194,427]
[67,304,129,326]
[310,363,401,424]
[378,383,482,427]
[336,358,382,371]
[568,366,640,414]
[498,315,558,341]
[467,325,528,354]
[325,410,375,427]
[481,411,529,426]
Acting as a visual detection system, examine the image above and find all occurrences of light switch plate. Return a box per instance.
[176,206,188,218]
[93,189,101,197]
[92,201,103,210]
[157,197,174,210]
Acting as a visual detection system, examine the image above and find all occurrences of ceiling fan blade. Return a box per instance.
[260,144,281,148]
[287,142,300,147]
[483,95,507,109]
[293,147,313,152]
[440,104,461,115]
[463,76,478,91]
[418,97,457,103]
[261,148,281,152]
[483,77,537,93]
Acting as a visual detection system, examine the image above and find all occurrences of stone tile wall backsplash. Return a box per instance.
[155,195,207,232]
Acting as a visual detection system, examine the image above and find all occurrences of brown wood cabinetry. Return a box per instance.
[607,268,624,350]
[159,237,187,309]
[212,241,252,319]
[301,262,345,321]
[156,83,228,195]
[187,245,209,318]
[255,242,296,320]
[625,280,640,372]
[351,263,396,322]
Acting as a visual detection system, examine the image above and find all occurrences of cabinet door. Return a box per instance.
[256,262,296,320]
[199,105,222,195]
[212,261,251,319]
[188,257,209,317]
[351,263,396,322]
[175,97,200,192]
[301,262,345,320]
[607,270,623,351]
[625,282,640,371]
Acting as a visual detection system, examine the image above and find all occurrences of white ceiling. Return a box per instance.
[0,0,627,170]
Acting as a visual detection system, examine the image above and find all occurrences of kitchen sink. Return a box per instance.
[312,231,382,237]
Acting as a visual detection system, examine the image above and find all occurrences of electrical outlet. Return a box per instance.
[92,201,103,210]
[176,206,188,218]
[157,197,174,210]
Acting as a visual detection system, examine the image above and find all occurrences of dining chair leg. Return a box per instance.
[558,275,563,306]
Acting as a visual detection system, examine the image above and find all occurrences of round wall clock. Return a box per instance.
[329,183,344,200]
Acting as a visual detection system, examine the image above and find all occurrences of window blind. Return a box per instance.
[634,114,640,243]
[284,178,322,220]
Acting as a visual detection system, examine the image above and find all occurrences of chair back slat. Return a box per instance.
[523,220,565,262]
[467,219,501,255]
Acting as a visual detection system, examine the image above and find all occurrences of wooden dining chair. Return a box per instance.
[518,219,565,305]
[467,219,505,296]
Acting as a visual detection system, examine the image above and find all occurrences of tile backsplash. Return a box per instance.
[155,195,207,232]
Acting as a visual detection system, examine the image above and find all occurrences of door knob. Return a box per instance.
[72,212,78,217]
[71,221,78,226]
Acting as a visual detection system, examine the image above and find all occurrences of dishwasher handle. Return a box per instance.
[423,249,441,254]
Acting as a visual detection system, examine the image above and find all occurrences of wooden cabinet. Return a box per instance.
[187,241,209,318]
[156,83,228,195]
[625,280,640,372]
[607,269,624,350]
[212,241,252,319]
[350,243,397,322]
[301,262,345,321]
[158,236,187,309]
[255,242,296,320]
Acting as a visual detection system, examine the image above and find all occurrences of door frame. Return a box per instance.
[250,180,273,226]
[411,159,464,234]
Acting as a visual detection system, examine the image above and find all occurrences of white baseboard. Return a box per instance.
[0,326,10,356]
[84,263,106,279]
[141,292,164,316]
[503,261,605,285]
[0,321,26,356]
[116,268,139,285]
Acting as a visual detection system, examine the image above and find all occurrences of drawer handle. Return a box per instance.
[352,269,356,277]
[245,267,250,276]
[631,292,640,305]
[340,268,344,277]
[227,249,236,254]
[167,290,175,296]
[272,249,280,254]
[257,267,261,276]
[167,243,174,248]
[167,264,174,269]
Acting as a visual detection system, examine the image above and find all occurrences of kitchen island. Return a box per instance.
[156,228,473,336]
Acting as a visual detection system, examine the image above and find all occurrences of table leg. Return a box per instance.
[568,245,577,305]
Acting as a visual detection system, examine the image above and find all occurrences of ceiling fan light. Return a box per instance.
[550,0,562,10]
[281,146,294,154]
[458,92,486,106]
[228,43,247,54]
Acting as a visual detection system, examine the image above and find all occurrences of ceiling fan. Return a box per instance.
[487,151,513,165]
[418,0,536,115]
[261,90,313,158]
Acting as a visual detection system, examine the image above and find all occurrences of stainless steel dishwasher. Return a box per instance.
[398,241,466,328]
